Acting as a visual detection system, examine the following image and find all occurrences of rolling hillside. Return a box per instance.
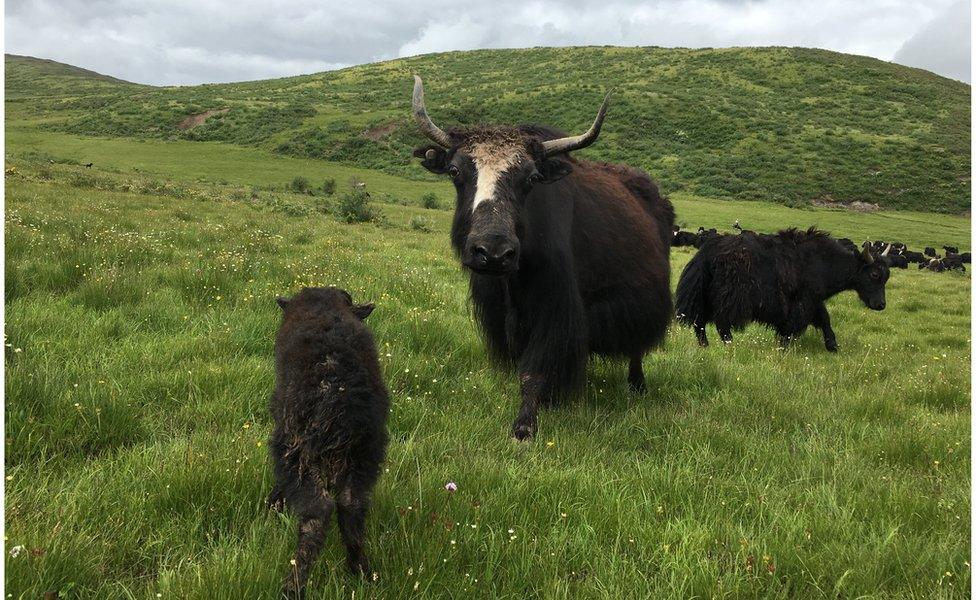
[5,48,971,213]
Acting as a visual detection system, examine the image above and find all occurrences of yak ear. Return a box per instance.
[537,158,573,184]
[413,145,450,174]
[352,302,375,320]
[276,296,290,310]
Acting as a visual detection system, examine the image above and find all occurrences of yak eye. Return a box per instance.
[448,165,460,179]
[870,270,881,280]
[528,171,542,184]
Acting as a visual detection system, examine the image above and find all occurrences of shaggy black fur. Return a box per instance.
[672,228,699,247]
[268,287,388,597]
[415,123,674,440]
[676,228,890,351]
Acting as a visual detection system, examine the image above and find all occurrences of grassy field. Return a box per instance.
[4,130,971,599]
[5,49,971,212]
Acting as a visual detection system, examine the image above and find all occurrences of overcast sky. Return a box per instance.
[4,0,971,86]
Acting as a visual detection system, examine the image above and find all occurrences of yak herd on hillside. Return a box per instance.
[673,224,970,273]
[265,77,969,596]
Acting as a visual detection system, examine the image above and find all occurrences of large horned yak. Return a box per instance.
[676,228,890,352]
[411,76,674,440]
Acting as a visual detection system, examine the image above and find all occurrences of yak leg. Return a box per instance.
[812,304,838,352]
[694,321,709,347]
[282,475,335,599]
[628,354,646,393]
[335,469,378,577]
[511,373,543,441]
[716,322,733,344]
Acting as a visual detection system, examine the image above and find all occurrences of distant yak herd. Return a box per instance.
[672,224,969,273]
[264,77,968,596]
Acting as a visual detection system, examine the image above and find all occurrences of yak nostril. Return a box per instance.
[499,248,517,263]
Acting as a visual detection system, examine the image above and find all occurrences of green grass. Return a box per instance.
[4,140,970,598]
[6,48,971,212]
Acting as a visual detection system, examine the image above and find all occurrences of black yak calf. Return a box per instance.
[676,228,889,352]
[269,287,388,597]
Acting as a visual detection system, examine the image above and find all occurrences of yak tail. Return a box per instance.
[675,254,707,327]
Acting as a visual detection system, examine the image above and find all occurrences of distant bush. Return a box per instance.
[321,178,336,196]
[289,176,311,195]
[422,192,440,210]
[337,181,380,223]
[410,216,433,233]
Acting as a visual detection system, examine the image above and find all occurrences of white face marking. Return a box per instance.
[467,142,525,213]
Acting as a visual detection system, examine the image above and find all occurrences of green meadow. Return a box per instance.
[4,50,972,599]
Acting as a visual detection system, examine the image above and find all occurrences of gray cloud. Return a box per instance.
[4,0,968,85]
[894,0,970,82]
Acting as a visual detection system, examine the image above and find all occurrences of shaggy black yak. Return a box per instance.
[411,76,674,440]
[676,228,889,351]
[269,287,388,596]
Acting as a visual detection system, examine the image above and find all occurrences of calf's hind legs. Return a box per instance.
[281,475,336,599]
[335,470,378,577]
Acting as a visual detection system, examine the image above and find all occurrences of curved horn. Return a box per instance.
[542,90,613,157]
[882,243,892,257]
[412,75,452,148]
[861,245,875,264]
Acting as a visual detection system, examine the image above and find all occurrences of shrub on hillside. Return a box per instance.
[321,178,336,196]
[289,176,311,195]
[337,181,380,223]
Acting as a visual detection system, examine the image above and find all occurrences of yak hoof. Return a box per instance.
[511,422,536,441]
[825,341,838,353]
[629,379,647,394]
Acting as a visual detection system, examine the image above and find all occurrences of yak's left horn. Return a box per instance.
[861,245,875,264]
[541,90,613,157]
[412,75,452,148]
[882,243,892,257]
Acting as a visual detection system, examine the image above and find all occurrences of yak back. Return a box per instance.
[697,227,852,329]
[272,302,388,483]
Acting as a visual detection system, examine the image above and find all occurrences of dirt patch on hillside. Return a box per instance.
[811,198,882,212]
[176,108,230,130]
[361,122,397,141]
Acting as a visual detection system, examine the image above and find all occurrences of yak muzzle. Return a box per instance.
[464,237,519,275]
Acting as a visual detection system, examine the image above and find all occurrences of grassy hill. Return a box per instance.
[5,48,971,213]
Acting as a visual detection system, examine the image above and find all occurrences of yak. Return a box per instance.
[673,227,699,247]
[924,247,938,257]
[901,250,927,264]
[943,245,959,255]
[694,227,719,248]
[411,76,674,440]
[268,287,388,596]
[676,228,889,352]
